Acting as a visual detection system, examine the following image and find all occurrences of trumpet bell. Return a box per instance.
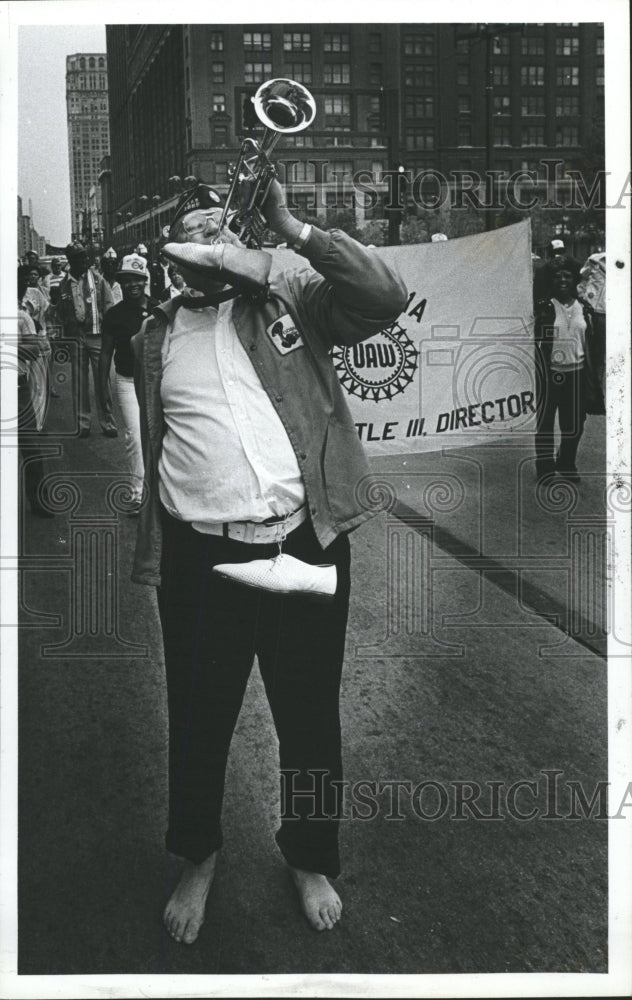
[253,78,317,134]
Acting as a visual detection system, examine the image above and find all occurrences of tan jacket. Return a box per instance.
[131,226,408,586]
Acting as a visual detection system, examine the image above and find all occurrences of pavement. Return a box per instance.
[14,353,609,977]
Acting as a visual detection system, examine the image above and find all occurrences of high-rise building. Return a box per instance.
[66,53,110,242]
[105,23,604,250]
[17,195,48,259]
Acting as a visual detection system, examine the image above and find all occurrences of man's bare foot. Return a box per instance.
[289,865,342,931]
[163,851,218,944]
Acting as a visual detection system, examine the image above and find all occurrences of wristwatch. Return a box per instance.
[291,223,312,252]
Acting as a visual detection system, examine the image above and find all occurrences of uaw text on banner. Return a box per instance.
[272,219,535,456]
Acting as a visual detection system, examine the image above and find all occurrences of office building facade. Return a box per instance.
[105,23,604,249]
[66,53,111,241]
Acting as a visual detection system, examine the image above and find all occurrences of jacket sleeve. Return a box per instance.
[285,227,408,348]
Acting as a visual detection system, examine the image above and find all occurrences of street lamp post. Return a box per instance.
[139,194,162,257]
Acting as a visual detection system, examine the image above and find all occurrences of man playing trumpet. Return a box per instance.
[131,170,406,943]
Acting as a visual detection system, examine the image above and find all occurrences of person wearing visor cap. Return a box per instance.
[131,178,407,943]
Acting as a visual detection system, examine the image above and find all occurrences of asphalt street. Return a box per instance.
[15,355,608,976]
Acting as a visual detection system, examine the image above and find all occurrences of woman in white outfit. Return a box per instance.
[98,254,156,512]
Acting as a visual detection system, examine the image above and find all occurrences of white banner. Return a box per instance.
[272,219,536,456]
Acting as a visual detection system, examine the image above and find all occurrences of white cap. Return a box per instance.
[116,253,149,279]
[551,239,565,251]
[135,243,148,255]
[431,233,448,242]
[103,246,118,259]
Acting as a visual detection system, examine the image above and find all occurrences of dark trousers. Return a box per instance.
[69,335,113,433]
[535,366,586,474]
[157,509,351,877]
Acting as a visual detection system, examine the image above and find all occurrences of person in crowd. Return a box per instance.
[17,268,54,518]
[23,249,42,273]
[134,243,153,297]
[98,254,156,514]
[23,266,50,335]
[40,257,65,317]
[130,179,406,944]
[22,265,53,408]
[159,263,186,301]
[101,247,123,306]
[57,241,117,438]
[578,248,606,399]
[40,259,65,392]
[534,253,605,483]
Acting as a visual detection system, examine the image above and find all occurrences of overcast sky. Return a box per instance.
[18,24,107,246]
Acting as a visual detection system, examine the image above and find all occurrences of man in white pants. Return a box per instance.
[98,254,156,512]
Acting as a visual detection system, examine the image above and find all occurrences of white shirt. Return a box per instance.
[158,299,305,526]
[550,298,586,371]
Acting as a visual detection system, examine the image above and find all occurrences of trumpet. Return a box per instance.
[215,78,316,249]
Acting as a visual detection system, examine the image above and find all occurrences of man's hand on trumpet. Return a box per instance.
[261,178,305,247]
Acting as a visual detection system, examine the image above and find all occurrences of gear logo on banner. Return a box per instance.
[332,321,418,402]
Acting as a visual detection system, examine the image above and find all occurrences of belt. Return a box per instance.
[192,504,308,544]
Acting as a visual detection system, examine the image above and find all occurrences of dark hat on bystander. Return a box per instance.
[65,241,88,260]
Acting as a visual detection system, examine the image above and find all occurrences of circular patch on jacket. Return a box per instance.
[332,321,418,402]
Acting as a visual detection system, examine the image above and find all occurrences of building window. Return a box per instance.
[212,93,226,113]
[495,160,513,178]
[493,124,511,146]
[405,95,435,118]
[596,36,604,56]
[283,31,311,51]
[522,95,545,115]
[596,66,604,87]
[211,62,224,84]
[213,125,228,146]
[324,32,349,53]
[457,123,472,146]
[405,127,434,151]
[522,125,545,146]
[244,62,272,83]
[215,162,228,183]
[556,36,579,55]
[286,63,312,84]
[491,36,510,55]
[457,94,471,115]
[404,65,435,88]
[556,125,579,146]
[369,32,382,53]
[493,95,511,115]
[323,94,351,117]
[210,31,224,51]
[456,37,469,54]
[403,33,434,56]
[555,94,579,116]
[556,65,579,86]
[289,161,316,183]
[369,63,382,86]
[456,64,470,86]
[243,31,272,50]
[521,65,545,86]
[521,37,545,56]
[330,159,354,178]
[371,159,384,178]
[492,65,510,87]
[324,63,350,85]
